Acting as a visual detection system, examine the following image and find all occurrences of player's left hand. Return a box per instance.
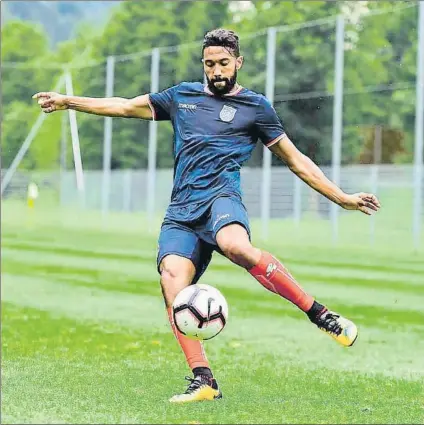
[340,193,381,216]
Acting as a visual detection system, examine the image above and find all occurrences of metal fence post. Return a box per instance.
[370,125,382,245]
[330,15,345,245]
[123,169,132,212]
[102,55,115,216]
[65,70,85,197]
[293,174,302,225]
[261,27,277,240]
[413,2,424,251]
[60,111,68,206]
[147,48,160,228]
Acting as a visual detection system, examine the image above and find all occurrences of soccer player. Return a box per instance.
[33,28,381,403]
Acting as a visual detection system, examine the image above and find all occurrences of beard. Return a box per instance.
[206,68,238,96]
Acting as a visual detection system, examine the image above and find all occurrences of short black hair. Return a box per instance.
[202,28,240,57]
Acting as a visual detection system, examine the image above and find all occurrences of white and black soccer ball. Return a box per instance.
[172,284,229,341]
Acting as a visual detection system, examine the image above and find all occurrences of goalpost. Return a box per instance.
[64,70,85,193]
[1,70,85,200]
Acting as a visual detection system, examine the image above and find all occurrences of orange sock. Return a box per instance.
[249,251,314,312]
[167,307,210,370]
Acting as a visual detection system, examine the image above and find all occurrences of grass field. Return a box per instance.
[2,202,424,424]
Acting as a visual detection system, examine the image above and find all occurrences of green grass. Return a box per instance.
[2,201,424,424]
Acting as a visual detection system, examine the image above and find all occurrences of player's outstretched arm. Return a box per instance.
[270,135,381,215]
[32,92,154,120]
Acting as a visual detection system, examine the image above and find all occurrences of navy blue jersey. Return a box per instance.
[149,82,285,222]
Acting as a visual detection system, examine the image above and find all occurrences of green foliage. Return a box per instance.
[68,1,229,169]
[2,1,115,45]
[1,101,61,170]
[1,20,48,62]
[342,4,417,164]
[1,21,63,170]
[2,101,37,169]
[30,111,62,170]
[1,1,420,171]
[1,21,51,106]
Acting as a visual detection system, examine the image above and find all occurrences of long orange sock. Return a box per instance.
[167,307,210,370]
[249,251,314,312]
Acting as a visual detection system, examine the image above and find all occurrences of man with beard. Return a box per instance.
[33,28,381,403]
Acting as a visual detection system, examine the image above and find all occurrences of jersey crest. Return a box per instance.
[219,105,237,122]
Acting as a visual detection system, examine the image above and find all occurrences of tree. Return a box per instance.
[232,1,419,165]
[69,1,230,169]
[2,1,115,45]
[358,126,406,164]
[1,21,63,170]
[342,2,418,164]
[1,101,61,170]
[3,1,418,171]
[230,1,340,165]
[1,21,54,106]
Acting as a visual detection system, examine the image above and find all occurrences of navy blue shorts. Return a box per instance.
[157,196,250,284]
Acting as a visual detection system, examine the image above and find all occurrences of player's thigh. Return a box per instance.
[208,197,260,267]
[207,196,251,245]
[215,222,250,250]
[215,223,260,267]
[157,220,198,282]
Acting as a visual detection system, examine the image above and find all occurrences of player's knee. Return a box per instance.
[160,257,185,284]
[159,255,195,306]
[160,262,178,281]
[160,254,183,273]
[160,266,185,306]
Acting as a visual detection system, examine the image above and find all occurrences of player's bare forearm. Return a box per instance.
[289,154,347,206]
[66,96,132,117]
[270,135,381,215]
[33,92,153,119]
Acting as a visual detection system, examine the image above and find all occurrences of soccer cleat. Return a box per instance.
[313,309,358,347]
[169,375,222,403]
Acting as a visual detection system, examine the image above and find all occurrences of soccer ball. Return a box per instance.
[172,284,229,341]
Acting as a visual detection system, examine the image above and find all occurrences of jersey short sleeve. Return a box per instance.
[254,96,286,147]
[148,84,179,121]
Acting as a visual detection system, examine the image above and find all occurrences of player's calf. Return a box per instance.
[160,255,215,379]
[216,225,358,347]
[248,251,358,346]
[217,226,314,311]
[248,251,314,312]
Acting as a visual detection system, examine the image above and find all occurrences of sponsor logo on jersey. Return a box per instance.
[178,103,197,110]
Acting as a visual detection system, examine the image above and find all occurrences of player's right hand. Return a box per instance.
[32,92,68,113]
